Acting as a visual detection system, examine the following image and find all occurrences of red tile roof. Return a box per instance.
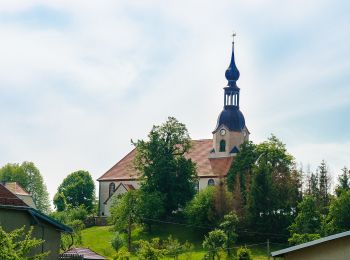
[0,183,28,207]
[98,139,234,181]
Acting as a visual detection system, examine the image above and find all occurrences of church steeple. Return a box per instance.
[210,35,249,159]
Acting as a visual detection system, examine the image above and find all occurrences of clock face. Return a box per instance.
[220,129,226,136]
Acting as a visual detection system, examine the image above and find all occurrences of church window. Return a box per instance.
[208,179,215,186]
[109,182,115,197]
[220,140,226,152]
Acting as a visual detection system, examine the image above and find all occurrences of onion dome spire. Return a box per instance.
[225,33,240,87]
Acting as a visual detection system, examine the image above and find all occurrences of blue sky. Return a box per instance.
[0,0,349,200]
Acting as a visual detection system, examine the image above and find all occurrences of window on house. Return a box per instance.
[220,140,226,152]
[208,179,215,186]
[109,182,115,197]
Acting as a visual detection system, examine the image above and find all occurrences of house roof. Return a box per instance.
[98,139,234,181]
[0,184,72,233]
[3,182,30,196]
[62,247,106,259]
[271,230,350,257]
[0,183,28,207]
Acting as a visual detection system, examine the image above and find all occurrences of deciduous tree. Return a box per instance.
[54,170,95,212]
[133,117,197,215]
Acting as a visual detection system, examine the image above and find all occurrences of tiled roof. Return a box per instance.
[0,183,28,207]
[62,247,106,259]
[3,182,30,196]
[98,139,234,181]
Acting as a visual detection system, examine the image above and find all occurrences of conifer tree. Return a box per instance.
[335,167,350,196]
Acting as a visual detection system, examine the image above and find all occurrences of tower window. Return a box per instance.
[208,179,215,186]
[109,182,115,197]
[220,140,226,152]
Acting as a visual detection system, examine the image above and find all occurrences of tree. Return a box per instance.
[0,226,49,259]
[109,190,140,251]
[0,162,51,213]
[288,195,321,245]
[219,212,238,257]
[323,190,350,234]
[54,170,95,212]
[318,160,331,214]
[335,167,349,197]
[247,135,301,238]
[184,186,216,227]
[202,229,227,260]
[133,117,197,215]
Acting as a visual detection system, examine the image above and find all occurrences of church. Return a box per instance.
[97,39,250,216]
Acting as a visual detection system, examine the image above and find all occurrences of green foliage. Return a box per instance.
[185,186,216,227]
[113,247,130,259]
[164,235,182,259]
[133,117,197,215]
[111,232,125,252]
[54,170,95,212]
[288,233,320,245]
[50,205,87,250]
[323,190,350,234]
[202,229,227,260]
[335,167,350,197]
[289,196,321,235]
[109,190,140,251]
[236,247,253,260]
[219,211,238,256]
[227,141,258,197]
[138,190,165,231]
[0,162,51,213]
[318,160,331,214]
[247,135,301,238]
[136,238,166,260]
[53,192,67,211]
[0,226,50,259]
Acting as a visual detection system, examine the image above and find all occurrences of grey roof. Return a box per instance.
[0,205,72,233]
[271,230,350,257]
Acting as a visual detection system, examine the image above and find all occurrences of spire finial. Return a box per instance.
[232,32,236,43]
[225,34,240,85]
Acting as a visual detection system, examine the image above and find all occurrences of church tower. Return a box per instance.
[210,36,249,158]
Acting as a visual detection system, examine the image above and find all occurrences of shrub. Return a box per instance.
[112,232,125,252]
[236,247,252,260]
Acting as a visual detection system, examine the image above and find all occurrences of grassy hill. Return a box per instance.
[81,224,281,259]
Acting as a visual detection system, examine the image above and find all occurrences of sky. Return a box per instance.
[0,0,350,201]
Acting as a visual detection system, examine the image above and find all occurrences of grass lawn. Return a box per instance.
[81,224,283,259]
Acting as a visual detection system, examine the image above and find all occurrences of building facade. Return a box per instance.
[97,39,249,216]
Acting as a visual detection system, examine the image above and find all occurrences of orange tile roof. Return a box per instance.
[0,184,28,207]
[98,139,234,181]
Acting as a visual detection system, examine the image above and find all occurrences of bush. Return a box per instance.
[112,232,125,252]
[236,247,252,260]
[288,233,320,245]
[137,238,166,260]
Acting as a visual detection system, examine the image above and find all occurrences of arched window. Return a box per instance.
[109,182,115,197]
[208,179,215,186]
[219,140,226,152]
